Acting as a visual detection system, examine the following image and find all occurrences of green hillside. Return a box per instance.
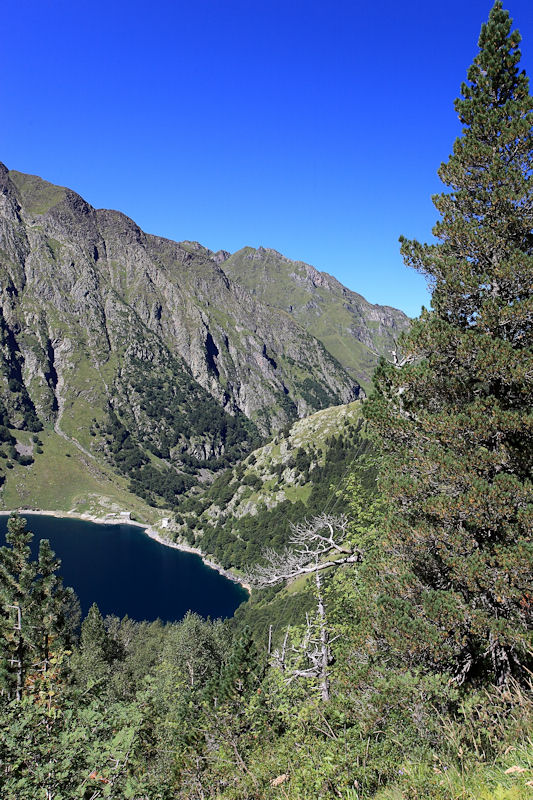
[222,246,409,391]
[0,426,160,524]
[168,400,370,571]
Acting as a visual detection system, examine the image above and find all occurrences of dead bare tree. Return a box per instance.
[247,514,361,702]
[244,514,362,588]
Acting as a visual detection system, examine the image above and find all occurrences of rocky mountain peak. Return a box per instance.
[221,247,409,390]
[0,165,363,447]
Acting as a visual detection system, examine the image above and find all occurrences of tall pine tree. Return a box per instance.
[0,513,35,699]
[365,1,532,686]
[0,513,75,698]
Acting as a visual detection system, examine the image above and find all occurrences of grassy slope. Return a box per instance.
[0,427,161,524]
[222,247,408,391]
[9,171,67,214]
[0,401,361,540]
[199,400,361,524]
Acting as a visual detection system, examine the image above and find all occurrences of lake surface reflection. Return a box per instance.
[0,513,247,622]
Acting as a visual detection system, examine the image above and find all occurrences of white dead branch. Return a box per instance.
[244,514,361,588]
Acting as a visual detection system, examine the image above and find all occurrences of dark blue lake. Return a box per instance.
[0,513,248,622]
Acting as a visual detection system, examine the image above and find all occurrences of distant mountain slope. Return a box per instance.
[1,166,358,433]
[0,163,361,509]
[221,246,409,390]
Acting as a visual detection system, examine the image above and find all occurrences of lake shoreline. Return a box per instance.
[0,508,250,593]
[144,528,251,592]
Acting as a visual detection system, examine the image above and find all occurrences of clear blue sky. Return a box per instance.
[2,0,532,317]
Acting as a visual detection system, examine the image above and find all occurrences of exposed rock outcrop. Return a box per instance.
[222,246,410,390]
[0,164,360,443]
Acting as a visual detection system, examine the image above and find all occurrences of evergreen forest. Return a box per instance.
[0,3,532,797]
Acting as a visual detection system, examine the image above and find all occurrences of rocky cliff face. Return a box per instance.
[0,163,409,510]
[221,246,410,390]
[0,164,359,450]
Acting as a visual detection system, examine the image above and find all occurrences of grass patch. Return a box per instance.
[283,484,312,504]
[9,171,66,214]
[0,428,159,524]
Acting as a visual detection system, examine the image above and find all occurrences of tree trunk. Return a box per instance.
[315,569,330,702]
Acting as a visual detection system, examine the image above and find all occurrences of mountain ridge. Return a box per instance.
[1,163,359,429]
[222,245,409,390]
[0,162,404,511]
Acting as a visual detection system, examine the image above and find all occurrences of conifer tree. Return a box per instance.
[365,1,533,686]
[0,513,36,698]
[73,602,111,687]
[0,514,76,699]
